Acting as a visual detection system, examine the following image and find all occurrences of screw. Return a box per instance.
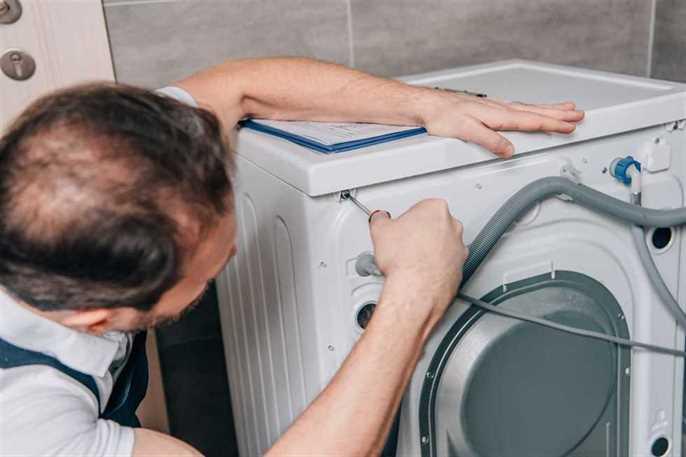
[327,344,335,352]
[475,183,483,190]
[618,313,625,320]
[426,372,434,379]
[601,167,608,174]
[10,52,21,62]
[319,261,327,269]
[421,436,429,445]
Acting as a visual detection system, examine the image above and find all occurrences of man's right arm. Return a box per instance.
[268,199,467,456]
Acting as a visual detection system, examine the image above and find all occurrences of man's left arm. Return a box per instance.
[176,57,584,157]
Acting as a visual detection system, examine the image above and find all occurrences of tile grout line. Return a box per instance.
[345,0,355,68]
[104,0,179,8]
[646,0,657,78]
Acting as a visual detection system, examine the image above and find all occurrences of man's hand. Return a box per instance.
[420,92,584,158]
[370,199,468,332]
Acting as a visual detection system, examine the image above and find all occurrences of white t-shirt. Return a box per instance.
[0,288,134,456]
[156,86,198,107]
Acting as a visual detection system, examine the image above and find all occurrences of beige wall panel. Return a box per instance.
[0,0,114,129]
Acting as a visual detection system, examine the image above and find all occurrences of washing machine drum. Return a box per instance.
[418,271,631,457]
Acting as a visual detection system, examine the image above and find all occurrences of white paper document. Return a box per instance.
[249,119,423,146]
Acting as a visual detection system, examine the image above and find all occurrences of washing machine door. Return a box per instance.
[418,271,631,457]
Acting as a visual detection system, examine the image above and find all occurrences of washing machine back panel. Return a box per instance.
[218,65,686,456]
[326,127,685,456]
[234,60,686,196]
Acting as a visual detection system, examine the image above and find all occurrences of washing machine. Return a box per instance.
[215,60,686,457]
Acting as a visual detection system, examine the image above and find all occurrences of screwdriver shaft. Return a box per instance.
[348,194,372,216]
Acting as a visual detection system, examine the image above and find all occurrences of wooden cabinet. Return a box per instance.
[0,0,113,129]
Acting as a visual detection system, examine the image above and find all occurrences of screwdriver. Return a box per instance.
[341,190,391,222]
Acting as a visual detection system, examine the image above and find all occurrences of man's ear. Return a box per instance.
[60,308,115,335]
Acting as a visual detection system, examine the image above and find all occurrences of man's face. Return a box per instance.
[121,212,238,331]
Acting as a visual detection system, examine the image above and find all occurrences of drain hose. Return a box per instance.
[464,176,686,280]
[630,225,686,328]
[356,176,686,335]
[461,176,686,329]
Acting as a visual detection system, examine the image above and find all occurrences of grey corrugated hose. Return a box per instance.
[630,225,686,329]
[464,176,686,282]
[355,176,686,355]
[462,176,686,329]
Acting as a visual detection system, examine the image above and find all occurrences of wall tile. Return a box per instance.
[350,0,652,78]
[104,0,351,87]
[652,0,686,82]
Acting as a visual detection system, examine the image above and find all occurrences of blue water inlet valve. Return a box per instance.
[610,156,642,185]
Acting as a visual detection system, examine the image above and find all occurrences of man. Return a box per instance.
[0,58,583,456]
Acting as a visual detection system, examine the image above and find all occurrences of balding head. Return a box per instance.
[0,83,234,311]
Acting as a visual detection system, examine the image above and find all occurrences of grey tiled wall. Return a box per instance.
[349,0,653,77]
[652,0,686,82]
[104,0,656,88]
[104,0,352,88]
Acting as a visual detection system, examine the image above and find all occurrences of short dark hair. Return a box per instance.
[0,83,233,311]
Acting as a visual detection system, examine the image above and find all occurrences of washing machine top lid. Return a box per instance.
[234,59,686,197]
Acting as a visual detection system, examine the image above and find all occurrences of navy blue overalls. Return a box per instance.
[0,331,149,427]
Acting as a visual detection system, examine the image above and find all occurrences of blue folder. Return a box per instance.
[241,119,427,153]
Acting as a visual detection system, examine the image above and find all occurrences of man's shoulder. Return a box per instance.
[0,363,99,410]
[0,364,134,456]
[155,86,198,107]
[0,365,98,450]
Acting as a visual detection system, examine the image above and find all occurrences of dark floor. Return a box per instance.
[155,281,240,457]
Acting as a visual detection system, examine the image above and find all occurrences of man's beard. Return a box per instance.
[129,289,208,332]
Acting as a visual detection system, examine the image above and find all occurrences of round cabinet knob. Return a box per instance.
[0,0,22,24]
[1,49,36,81]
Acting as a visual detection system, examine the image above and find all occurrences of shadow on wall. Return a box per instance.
[155,282,239,457]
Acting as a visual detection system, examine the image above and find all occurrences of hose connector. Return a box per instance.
[610,156,642,185]
[355,252,382,277]
[610,155,643,201]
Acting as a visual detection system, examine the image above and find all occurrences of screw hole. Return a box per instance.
[651,227,674,251]
[651,437,669,456]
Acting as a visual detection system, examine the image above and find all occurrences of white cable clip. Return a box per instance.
[556,162,582,202]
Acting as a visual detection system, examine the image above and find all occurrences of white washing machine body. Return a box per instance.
[216,61,686,457]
